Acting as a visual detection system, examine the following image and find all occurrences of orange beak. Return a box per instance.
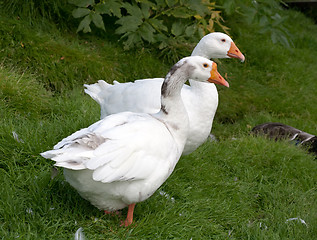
[227,42,245,62]
[208,62,229,88]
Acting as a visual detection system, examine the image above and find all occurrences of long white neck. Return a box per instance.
[189,40,216,91]
[191,44,210,59]
[160,68,188,114]
[182,42,219,154]
[153,64,191,151]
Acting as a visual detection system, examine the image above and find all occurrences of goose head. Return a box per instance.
[164,56,229,92]
[192,32,245,62]
[184,56,229,87]
[160,56,228,114]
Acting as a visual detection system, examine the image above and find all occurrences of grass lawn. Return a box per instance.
[0,3,316,240]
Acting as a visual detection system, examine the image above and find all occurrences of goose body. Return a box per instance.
[41,56,229,226]
[53,112,183,211]
[84,32,244,155]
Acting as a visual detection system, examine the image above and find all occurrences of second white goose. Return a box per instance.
[84,32,244,155]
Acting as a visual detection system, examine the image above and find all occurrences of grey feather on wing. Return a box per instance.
[74,134,108,149]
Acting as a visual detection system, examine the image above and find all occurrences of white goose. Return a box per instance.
[84,32,245,155]
[41,56,228,226]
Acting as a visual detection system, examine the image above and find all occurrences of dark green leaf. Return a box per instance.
[115,16,143,34]
[135,0,155,4]
[122,2,142,16]
[154,0,165,8]
[148,18,168,32]
[106,0,122,17]
[158,41,168,49]
[72,8,90,18]
[141,3,151,19]
[139,22,155,42]
[244,7,257,25]
[95,3,111,15]
[122,32,142,50]
[185,24,196,37]
[197,26,204,38]
[166,0,177,8]
[69,0,95,8]
[263,6,273,16]
[222,0,236,15]
[259,15,268,27]
[94,1,122,17]
[91,12,105,31]
[171,22,184,37]
[76,14,92,33]
[279,34,291,48]
[271,13,287,27]
[187,0,209,16]
[169,7,192,18]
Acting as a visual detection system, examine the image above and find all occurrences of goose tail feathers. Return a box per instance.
[84,80,112,105]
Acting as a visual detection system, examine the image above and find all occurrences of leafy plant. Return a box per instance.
[69,0,229,53]
[220,0,293,48]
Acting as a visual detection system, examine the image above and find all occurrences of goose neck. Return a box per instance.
[191,41,210,59]
[188,78,216,94]
[159,65,189,116]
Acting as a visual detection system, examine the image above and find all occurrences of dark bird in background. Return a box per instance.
[252,122,317,157]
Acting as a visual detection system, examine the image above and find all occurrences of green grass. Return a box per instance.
[0,3,317,240]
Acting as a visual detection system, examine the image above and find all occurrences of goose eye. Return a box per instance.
[203,63,209,68]
[221,39,226,42]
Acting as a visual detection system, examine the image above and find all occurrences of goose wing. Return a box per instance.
[41,112,176,183]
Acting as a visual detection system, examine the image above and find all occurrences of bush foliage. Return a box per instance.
[69,0,229,50]
[220,0,293,48]
[1,0,294,61]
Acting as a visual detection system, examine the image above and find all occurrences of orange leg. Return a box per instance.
[122,203,136,227]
